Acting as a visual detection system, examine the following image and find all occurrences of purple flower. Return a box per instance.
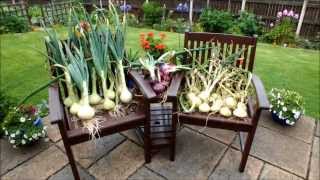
[294,13,299,19]
[183,2,189,12]
[176,3,183,12]
[120,3,132,12]
[283,9,288,15]
[33,117,43,127]
[288,10,294,17]
[277,11,282,18]
[270,23,274,27]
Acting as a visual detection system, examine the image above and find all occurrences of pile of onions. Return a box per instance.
[179,51,252,119]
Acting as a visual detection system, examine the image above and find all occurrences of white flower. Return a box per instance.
[294,111,301,119]
[28,118,32,121]
[277,100,280,104]
[290,121,295,125]
[37,133,42,137]
[10,139,15,144]
[292,109,297,113]
[32,134,37,139]
[280,102,284,106]
[277,93,281,98]
[282,107,287,112]
[24,134,28,138]
[16,130,20,135]
[10,133,15,138]
[43,126,47,130]
[29,138,32,141]
[285,120,290,124]
[273,110,276,113]
[21,139,26,145]
[270,105,273,109]
[20,117,26,123]
[5,131,8,135]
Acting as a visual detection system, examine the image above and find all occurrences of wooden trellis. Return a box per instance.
[41,1,75,25]
[0,2,30,24]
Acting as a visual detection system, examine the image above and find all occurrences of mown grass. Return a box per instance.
[1,26,319,119]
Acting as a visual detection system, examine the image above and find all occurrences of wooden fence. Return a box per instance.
[0,0,319,37]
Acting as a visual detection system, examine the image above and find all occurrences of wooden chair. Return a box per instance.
[46,43,147,180]
[170,32,270,172]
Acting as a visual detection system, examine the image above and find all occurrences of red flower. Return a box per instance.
[155,43,165,50]
[147,32,154,38]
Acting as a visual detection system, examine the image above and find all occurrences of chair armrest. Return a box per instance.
[167,73,184,98]
[48,83,64,124]
[251,74,270,110]
[128,70,157,100]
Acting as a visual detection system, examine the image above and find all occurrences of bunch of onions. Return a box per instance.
[179,47,252,119]
[88,24,115,110]
[108,4,132,104]
[64,44,95,120]
[44,29,79,110]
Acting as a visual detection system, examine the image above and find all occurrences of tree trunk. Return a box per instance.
[241,0,246,11]
[189,0,194,28]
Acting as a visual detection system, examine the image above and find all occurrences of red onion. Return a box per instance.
[153,83,166,93]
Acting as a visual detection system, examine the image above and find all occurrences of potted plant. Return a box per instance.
[2,101,48,148]
[269,88,304,126]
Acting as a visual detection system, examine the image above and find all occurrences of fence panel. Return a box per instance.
[0,2,30,24]
[41,1,75,25]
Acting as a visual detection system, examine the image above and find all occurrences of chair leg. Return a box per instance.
[239,129,256,172]
[57,122,80,180]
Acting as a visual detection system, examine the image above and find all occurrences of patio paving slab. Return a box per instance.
[232,126,311,178]
[0,138,51,175]
[128,167,165,180]
[48,164,95,180]
[2,146,68,180]
[57,133,125,168]
[146,128,227,180]
[259,111,315,144]
[259,164,303,180]
[121,129,143,146]
[308,137,319,180]
[43,116,61,142]
[186,125,236,145]
[209,148,263,180]
[88,140,145,180]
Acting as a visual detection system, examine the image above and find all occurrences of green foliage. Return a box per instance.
[0,15,29,34]
[235,11,262,36]
[126,13,141,27]
[269,88,304,124]
[142,1,163,26]
[0,91,17,136]
[263,18,295,45]
[295,36,320,50]
[199,8,233,33]
[28,5,42,18]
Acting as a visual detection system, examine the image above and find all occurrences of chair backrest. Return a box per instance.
[184,32,257,72]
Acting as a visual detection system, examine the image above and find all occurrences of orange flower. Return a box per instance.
[159,32,166,40]
[155,43,165,50]
[147,32,154,37]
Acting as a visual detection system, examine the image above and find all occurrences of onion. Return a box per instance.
[77,104,95,120]
[153,83,166,93]
[233,102,248,118]
[105,89,116,99]
[199,103,210,113]
[120,87,133,103]
[211,98,223,112]
[89,68,102,105]
[219,106,232,117]
[103,98,115,110]
[70,102,80,115]
[225,96,237,109]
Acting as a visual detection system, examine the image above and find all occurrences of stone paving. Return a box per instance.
[1,112,319,180]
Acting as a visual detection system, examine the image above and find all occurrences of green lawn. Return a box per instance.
[1,27,319,119]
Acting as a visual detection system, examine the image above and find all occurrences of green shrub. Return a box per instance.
[28,5,42,25]
[0,15,30,34]
[199,8,233,33]
[0,91,17,136]
[235,11,262,36]
[263,18,295,45]
[142,1,163,26]
[295,37,320,50]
